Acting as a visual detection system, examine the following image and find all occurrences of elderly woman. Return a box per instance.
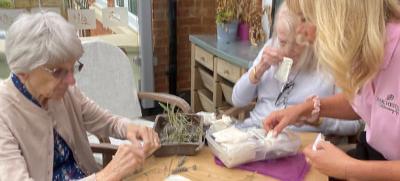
[0,12,160,180]
[232,2,361,136]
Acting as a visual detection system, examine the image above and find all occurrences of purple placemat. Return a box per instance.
[215,153,310,181]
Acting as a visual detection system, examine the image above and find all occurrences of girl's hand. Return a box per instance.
[303,141,357,180]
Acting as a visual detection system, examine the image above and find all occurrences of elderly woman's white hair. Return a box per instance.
[5,11,83,73]
[271,2,317,73]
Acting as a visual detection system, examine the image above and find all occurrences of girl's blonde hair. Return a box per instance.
[272,2,316,73]
[287,0,400,98]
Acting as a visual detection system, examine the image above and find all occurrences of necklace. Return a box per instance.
[274,68,302,108]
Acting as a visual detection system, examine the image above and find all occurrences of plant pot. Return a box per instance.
[153,114,204,157]
[217,20,239,44]
[237,22,250,41]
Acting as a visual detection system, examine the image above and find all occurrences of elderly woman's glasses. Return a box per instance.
[275,80,295,108]
[43,61,84,80]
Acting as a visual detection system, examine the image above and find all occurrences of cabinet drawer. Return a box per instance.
[195,46,214,70]
[216,58,242,82]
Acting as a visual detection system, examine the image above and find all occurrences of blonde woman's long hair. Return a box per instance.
[287,0,400,98]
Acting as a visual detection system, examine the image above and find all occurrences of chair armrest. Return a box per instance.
[137,91,192,113]
[91,143,118,154]
[90,143,118,167]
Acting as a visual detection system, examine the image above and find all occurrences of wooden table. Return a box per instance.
[126,132,328,181]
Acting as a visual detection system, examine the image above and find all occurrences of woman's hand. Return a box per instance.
[250,47,283,83]
[96,144,145,181]
[126,125,160,157]
[263,101,313,135]
[261,46,284,66]
[303,141,357,180]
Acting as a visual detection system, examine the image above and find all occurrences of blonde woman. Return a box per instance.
[232,2,361,136]
[263,0,400,180]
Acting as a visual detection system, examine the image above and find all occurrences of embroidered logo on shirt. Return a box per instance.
[376,94,399,115]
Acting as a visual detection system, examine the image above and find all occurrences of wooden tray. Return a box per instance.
[153,114,204,157]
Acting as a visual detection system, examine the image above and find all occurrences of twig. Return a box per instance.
[171,167,189,175]
[129,167,158,178]
[177,156,186,168]
[168,157,174,175]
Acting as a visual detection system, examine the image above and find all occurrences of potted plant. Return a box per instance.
[153,103,204,157]
[249,0,266,46]
[216,0,239,43]
[0,0,12,8]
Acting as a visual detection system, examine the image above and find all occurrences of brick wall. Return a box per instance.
[87,0,112,36]
[153,0,216,93]
[90,20,113,36]
[152,0,170,92]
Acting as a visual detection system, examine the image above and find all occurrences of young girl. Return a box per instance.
[263,0,400,180]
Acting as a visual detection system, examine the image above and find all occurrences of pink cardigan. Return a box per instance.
[0,78,129,180]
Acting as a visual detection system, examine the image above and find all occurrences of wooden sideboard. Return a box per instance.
[190,35,263,113]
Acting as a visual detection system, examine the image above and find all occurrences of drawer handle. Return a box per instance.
[224,70,230,75]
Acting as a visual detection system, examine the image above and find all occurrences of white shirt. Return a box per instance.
[232,42,361,136]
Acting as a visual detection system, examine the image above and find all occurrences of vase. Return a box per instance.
[217,20,239,44]
[237,22,249,41]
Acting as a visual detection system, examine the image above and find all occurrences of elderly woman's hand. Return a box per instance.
[96,144,145,181]
[261,46,284,66]
[250,46,284,84]
[126,124,160,157]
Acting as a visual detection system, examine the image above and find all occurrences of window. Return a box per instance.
[116,0,137,16]
[128,0,137,15]
[116,0,124,7]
